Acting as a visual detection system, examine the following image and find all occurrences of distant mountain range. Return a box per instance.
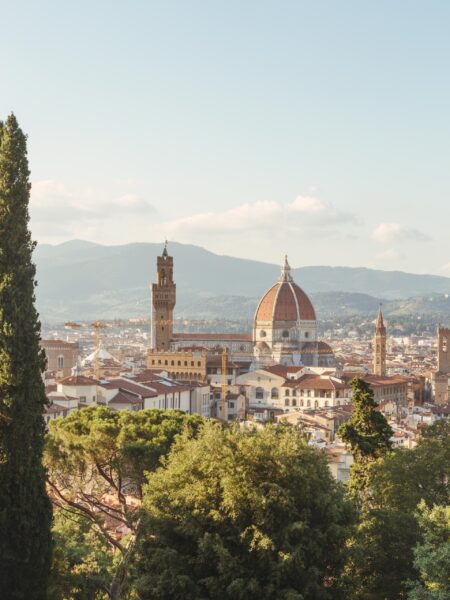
[34,240,450,323]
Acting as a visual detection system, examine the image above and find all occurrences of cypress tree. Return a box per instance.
[0,114,52,597]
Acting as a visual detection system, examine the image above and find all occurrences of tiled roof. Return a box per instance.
[59,375,99,386]
[255,280,316,322]
[109,391,143,405]
[41,339,79,349]
[173,333,252,341]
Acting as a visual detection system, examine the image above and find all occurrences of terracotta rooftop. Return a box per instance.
[173,333,252,341]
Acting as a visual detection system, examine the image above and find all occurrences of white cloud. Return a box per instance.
[30,180,155,237]
[372,222,431,243]
[155,195,356,240]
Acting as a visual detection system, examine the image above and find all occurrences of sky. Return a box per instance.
[1,0,449,274]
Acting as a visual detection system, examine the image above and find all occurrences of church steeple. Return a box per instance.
[373,304,387,376]
[151,242,176,350]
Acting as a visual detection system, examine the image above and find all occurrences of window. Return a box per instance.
[284,398,289,407]
[57,355,64,369]
[80,396,86,403]
[282,330,289,338]
[164,360,168,365]
[197,361,201,367]
[177,361,181,366]
[307,399,311,407]
[305,331,309,339]
[256,387,264,400]
[171,360,174,366]
[292,399,297,407]
[285,389,290,396]
[292,389,297,397]
[271,387,279,399]
[260,330,266,338]
[314,400,319,408]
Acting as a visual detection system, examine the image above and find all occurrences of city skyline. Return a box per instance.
[1,1,449,273]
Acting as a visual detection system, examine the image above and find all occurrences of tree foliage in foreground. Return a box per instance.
[0,114,52,597]
[136,422,353,600]
[337,377,393,500]
[342,419,450,600]
[407,502,450,600]
[46,407,204,599]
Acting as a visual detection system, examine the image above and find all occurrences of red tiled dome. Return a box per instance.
[255,280,316,322]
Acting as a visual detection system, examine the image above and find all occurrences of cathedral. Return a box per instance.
[148,244,336,375]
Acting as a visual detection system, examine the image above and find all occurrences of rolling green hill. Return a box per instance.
[34,240,450,322]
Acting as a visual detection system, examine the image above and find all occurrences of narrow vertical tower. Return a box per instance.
[151,242,176,350]
[373,305,387,376]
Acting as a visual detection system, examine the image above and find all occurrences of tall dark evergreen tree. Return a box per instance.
[337,377,393,500]
[0,114,52,598]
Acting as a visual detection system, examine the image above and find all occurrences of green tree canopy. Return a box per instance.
[408,502,450,600]
[337,377,393,500]
[136,422,353,600]
[0,114,52,597]
[342,419,450,600]
[46,407,204,599]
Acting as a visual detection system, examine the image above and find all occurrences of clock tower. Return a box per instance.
[151,242,176,350]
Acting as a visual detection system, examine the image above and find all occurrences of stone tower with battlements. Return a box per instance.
[373,305,387,376]
[151,242,176,351]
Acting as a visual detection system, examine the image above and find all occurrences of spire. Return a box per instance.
[279,254,293,282]
[376,304,386,332]
[162,240,168,258]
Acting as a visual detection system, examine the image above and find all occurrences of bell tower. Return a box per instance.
[373,305,387,376]
[151,242,176,351]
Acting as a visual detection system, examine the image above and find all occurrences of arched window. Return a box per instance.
[300,399,304,407]
[260,330,266,338]
[57,355,64,370]
[305,331,309,339]
[284,398,290,407]
[292,389,297,397]
[256,387,264,400]
[285,389,290,396]
[307,399,311,408]
[271,387,279,399]
[314,400,319,408]
[292,399,297,407]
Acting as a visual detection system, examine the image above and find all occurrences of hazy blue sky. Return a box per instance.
[1,0,449,274]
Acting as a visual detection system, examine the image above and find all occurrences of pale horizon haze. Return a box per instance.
[1,1,450,275]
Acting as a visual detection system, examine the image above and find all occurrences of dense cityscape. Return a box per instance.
[1,2,450,599]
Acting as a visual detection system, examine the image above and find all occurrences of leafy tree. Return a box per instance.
[45,407,203,599]
[136,422,353,600]
[0,114,52,597]
[337,377,393,500]
[48,511,116,600]
[342,419,450,600]
[408,502,450,600]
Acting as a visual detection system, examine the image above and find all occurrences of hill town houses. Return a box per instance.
[41,244,450,480]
